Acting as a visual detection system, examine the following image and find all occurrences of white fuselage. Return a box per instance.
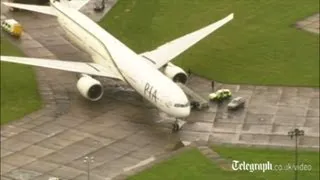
[50,2,190,118]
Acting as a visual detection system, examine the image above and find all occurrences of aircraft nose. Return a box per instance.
[176,106,191,118]
[183,106,191,117]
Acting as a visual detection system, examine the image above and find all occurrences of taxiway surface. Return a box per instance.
[1,1,319,179]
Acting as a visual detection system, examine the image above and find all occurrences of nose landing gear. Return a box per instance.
[171,118,185,133]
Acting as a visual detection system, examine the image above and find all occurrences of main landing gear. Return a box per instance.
[172,118,185,133]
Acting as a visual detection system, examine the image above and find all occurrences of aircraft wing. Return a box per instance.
[2,2,56,16]
[140,13,234,68]
[0,56,123,80]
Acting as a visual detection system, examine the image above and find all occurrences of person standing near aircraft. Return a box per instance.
[211,80,215,91]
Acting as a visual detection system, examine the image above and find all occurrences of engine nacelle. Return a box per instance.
[76,74,103,101]
[163,63,188,84]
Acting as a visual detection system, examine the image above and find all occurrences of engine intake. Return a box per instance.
[163,63,188,84]
[77,74,103,101]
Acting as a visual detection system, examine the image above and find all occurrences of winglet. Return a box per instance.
[227,13,234,21]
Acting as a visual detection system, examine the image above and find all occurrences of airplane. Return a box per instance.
[0,0,234,132]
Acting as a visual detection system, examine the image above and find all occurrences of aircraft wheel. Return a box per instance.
[171,122,180,133]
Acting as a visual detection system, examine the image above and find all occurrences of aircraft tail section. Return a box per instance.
[2,2,56,16]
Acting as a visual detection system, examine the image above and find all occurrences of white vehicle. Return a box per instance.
[48,177,59,180]
[1,19,22,37]
[227,96,245,110]
[1,0,234,132]
[208,89,232,101]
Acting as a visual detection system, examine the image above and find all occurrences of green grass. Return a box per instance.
[99,0,319,86]
[0,36,42,125]
[128,147,319,180]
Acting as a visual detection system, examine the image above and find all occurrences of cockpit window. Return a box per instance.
[174,102,190,108]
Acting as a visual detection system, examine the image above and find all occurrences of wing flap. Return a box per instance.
[2,2,56,16]
[0,56,122,80]
[140,13,234,68]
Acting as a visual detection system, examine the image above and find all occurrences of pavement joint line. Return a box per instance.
[214,142,319,151]
[235,106,247,142]
[43,165,87,180]
[89,148,143,176]
[1,2,319,179]
[122,156,155,172]
[2,134,61,159]
[272,86,283,132]
[211,130,319,137]
[56,131,145,168]
[112,145,194,180]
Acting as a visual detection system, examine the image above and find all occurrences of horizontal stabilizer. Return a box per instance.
[2,2,56,16]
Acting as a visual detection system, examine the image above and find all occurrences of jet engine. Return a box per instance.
[163,62,188,84]
[76,74,104,101]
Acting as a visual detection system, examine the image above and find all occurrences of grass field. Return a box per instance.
[0,37,42,125]
[100,0,319,86]
[128,147,319,180]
